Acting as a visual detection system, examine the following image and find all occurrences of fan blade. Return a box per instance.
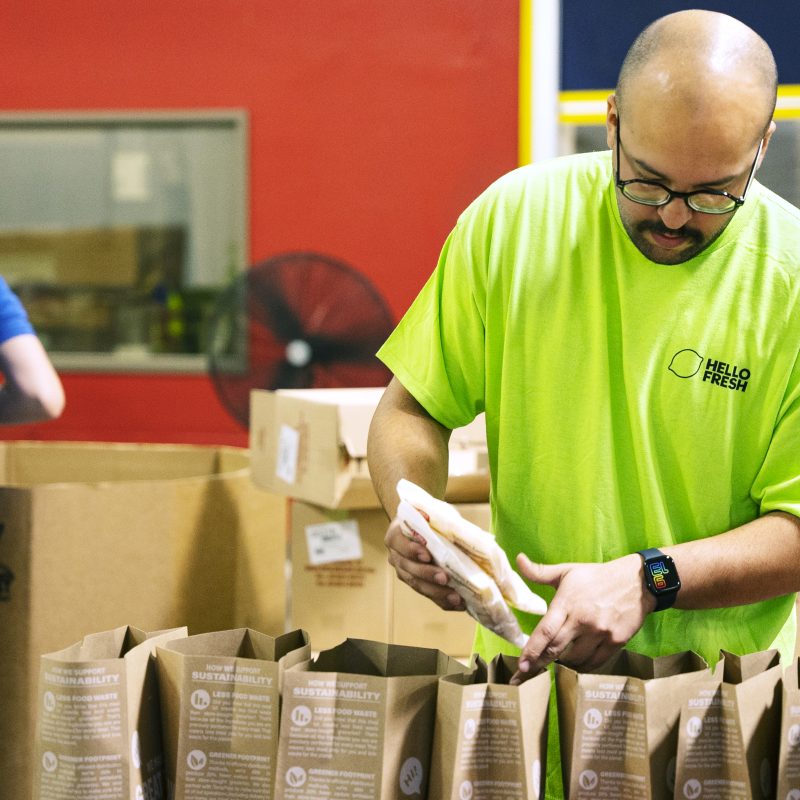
[302,332,386,364]
[247,269,306,343]
[273,359,314,390]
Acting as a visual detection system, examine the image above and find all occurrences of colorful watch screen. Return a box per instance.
[647,559,677,592]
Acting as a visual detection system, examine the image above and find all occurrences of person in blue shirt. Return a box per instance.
[0,277,64,423]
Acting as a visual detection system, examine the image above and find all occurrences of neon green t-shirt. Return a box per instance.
[378,151,800,794]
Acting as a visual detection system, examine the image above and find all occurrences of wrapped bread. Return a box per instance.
[396,479,547,648]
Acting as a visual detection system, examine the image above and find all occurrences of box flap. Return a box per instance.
[278,387,384,459]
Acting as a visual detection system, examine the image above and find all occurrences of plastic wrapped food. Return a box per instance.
[396,480,548,648]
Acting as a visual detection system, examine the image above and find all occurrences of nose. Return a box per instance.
[657,197,694,230]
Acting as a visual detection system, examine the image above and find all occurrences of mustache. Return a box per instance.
[636,220,703,242]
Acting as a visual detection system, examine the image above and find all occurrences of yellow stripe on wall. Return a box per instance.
[559,85,800,125]
[518,0,533,165]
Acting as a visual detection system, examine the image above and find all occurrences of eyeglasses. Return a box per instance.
[615,117,763,215]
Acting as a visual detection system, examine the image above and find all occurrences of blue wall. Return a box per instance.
[562,1,800,90]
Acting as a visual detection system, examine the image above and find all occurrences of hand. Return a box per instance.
[510,553,654,684]
[384,516,466,611]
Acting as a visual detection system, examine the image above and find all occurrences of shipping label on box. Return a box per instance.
[289,503,393,651]
[250,388,489,509]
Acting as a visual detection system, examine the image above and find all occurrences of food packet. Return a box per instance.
[397,479,547,615]
[396,480,547,648]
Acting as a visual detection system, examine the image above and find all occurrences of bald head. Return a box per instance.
[616,10,777,138]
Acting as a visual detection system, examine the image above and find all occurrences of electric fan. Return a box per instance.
[207,251,394,428]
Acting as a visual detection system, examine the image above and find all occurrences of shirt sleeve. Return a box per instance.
[377,216,487,431]
[752,342,800,519]
[0,278,34,344]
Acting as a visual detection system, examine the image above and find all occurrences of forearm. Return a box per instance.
[367,377,451,517]
[0,334,65,423]
[664,511,800,609]
[513,510,800,678]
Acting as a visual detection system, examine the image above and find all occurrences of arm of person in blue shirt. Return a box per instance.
[0,333,65,424]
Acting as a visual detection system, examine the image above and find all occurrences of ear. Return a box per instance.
[758,119,777,167]
[606,94,619,151]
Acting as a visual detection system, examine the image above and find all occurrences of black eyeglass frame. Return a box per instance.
[615,116,763,215]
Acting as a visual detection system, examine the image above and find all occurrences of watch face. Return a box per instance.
[645,557,680,593]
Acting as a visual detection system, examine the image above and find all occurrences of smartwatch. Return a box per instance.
[637,548,680,611]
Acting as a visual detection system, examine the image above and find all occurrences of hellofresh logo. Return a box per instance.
[668,348,750,392]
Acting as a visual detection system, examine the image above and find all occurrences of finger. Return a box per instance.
[516,553,569,586]
[390,555,465,611]
[510,606,569,684]
[555,636,602,670]
[385,519,432,564]
[565,641,619,673]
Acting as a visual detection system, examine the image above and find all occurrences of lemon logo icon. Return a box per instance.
[669,349,703,378]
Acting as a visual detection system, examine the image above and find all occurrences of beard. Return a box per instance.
[620,214,730,265]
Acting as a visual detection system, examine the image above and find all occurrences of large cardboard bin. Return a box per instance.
[0,441,287,800]
[249,387,489,509]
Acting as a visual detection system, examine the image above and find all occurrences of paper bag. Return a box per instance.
[156,627,310,800]
[428,653,550,799]
[675,649,782,800]
[274,637,471,799]
[778,656,800,798]
[34,625,187,800]
[556,649,710,799]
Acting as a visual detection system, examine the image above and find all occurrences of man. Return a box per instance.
[0,277,64,424]
[367,9,800,798]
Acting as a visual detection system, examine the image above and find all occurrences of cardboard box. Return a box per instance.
[0,441,288,800]
[249,387,489,509]
[289,500,486,656]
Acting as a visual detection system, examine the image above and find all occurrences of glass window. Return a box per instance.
[0,112,247,372]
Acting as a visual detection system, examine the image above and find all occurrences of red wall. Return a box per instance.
[0,0,519,445]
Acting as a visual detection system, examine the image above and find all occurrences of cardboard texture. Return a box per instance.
[555,649,710,800]
[0,441,287,800]
[428,654,550,799]
[289,501,486,655]
[156,628,310,800]
[274,638,471,799]
[778,656,800,797]
[249,388,489,509]
[33,625,187,800]
[675,649,782,800]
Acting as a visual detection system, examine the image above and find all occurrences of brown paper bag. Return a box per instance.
[675,649,782,800]
[778,656,800,798]
[156,627,310,800]
[556,649,710,799]
[34,624,187,800]
[274,637,471,799]
[427,653,550,799]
